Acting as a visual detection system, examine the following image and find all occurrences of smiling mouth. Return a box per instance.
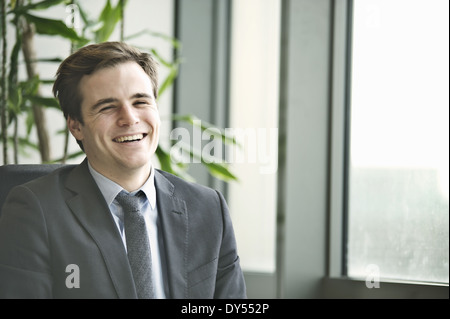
[113,133,147,143]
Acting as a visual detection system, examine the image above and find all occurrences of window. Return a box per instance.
[228,0,280,273]
[347,0,449,283]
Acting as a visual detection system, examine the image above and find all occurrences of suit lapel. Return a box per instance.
[154,170,188,299]
[64,159,137,299]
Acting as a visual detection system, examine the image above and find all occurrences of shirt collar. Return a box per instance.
[87,161,156,209]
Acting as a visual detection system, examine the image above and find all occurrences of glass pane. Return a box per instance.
[228,0,280,273]
[347,0,449,283]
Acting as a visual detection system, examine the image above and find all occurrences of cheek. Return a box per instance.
[147,111,161,133]
[81,121,110,144]
[153,118,161,133]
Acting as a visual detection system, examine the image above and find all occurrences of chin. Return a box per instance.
[123,157,151,169]
[123,157,143,165]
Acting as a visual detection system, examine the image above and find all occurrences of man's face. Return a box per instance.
[68,61,160,179]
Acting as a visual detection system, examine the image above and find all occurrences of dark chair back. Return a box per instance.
[0,164,67,216]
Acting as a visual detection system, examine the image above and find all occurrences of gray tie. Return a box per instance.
[115,191,154,298]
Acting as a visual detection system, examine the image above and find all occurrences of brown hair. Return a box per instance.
[53,41,159,124]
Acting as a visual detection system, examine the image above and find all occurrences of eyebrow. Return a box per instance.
[90,93,154,111]
[131,93,153,100]
[91,97,119,111]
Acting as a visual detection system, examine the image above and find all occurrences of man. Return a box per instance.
[0,42,246,299]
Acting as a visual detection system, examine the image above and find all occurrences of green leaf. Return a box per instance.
[12,136,40,152]
[151,48,173,68]
[172,114,241,147]
[9,0,18,10]
[177,142,239,182]
[8,37,21,87]
[24,95,60,109]
[158,66,178,98]
[23,13,88,43]
[8,87,22,114]
[155,146,172,172]
[204,161,239,182]
[124,29,182,50]
[25,109,35,137]
[94,0,123,42]
[32,57,64,63]
[8,39,21,115]
[11,0,66,13]
[74,0,93,27]
[155,146,195,182]
[39,78,56,85]
[19,76,40,96]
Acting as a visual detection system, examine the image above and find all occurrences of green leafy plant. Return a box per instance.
[0,0,238,182]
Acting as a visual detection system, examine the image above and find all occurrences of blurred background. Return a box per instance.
[0,0,448,298]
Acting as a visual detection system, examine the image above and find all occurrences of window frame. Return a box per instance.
[325,0,449,298]
[173,0,448,298]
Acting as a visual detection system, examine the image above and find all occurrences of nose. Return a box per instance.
[117,103,139,126]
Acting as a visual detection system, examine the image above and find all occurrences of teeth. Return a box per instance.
[114,134,144,143]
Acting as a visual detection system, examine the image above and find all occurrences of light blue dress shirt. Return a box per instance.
[88,162,167,298]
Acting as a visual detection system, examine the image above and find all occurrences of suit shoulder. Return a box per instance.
[3,165,78,205]
[155,169,218,198]
[24,164,76,191]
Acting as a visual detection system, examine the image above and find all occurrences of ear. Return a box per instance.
[67,116,84,141]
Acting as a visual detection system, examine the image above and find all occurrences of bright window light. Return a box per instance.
[347,0,449,283]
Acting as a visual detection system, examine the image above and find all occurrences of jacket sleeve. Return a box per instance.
[213,190,247,299]
[0,185,52,298]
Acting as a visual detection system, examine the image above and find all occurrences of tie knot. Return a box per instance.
[115,191,144,213]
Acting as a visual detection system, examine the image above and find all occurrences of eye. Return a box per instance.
[99,105,115,112]
[134,100,151,106]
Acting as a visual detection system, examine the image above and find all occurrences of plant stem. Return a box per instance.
[1,0,8,164]
[13,117,18,164]
[61,0,77,164]
[120,0,124,41]
[21,16,51,163]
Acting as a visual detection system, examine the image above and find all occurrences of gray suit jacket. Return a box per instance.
[0,159,246,298]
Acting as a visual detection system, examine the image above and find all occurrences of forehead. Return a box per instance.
[79,62,154,102]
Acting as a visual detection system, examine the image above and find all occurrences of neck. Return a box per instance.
[89,161,151,192]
